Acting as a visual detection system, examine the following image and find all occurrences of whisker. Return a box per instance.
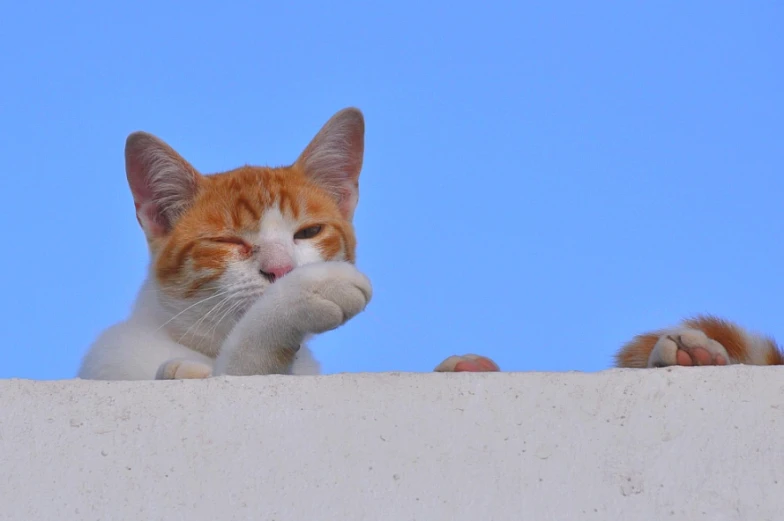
[194,297,246,352]
[176,294,235,346]
[208,299,246,347]
[181,288,258,351]
[153,289,234,334]
[201,290,262,350]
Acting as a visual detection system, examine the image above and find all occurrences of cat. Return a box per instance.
[79,108,483,380]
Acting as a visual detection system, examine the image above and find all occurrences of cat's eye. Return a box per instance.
[210,236,248,246]
[294,225,323,240]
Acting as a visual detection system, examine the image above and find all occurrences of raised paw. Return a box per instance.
[280,261,372,334]
[156,358,213,380]
[434,354,500,372]
[648,329,730,368]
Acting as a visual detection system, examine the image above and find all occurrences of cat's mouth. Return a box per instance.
[259,270,277,284]
[259,268,293,284]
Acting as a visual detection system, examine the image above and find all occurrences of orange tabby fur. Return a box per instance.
[153,166,356,301]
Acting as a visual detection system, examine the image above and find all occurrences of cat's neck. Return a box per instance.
[129,275,233,358]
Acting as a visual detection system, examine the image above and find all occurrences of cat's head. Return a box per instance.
[125,108,364,339]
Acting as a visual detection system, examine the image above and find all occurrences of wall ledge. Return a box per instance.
[2,367,782,520]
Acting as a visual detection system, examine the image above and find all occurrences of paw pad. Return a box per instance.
[434,354,500,372]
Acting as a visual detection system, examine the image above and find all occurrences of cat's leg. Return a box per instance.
[156,358,213,379]
[434,354,500,372]
[616,315,784,368]
[214,261,372,376]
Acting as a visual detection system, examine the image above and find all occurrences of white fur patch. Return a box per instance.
[741,330,774,365]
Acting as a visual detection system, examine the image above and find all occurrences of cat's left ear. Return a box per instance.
[295,108,364,220]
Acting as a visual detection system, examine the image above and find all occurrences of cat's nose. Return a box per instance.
[260,264,294,282]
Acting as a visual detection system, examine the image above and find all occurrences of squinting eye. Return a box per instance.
[210,236,248,246]
[207,236,253,256]
[294,225,323,240]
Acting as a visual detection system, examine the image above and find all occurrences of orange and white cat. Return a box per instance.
[82,107,772,378]
[79,108,483,380]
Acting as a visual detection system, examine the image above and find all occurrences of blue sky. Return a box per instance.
[1,2,782,379]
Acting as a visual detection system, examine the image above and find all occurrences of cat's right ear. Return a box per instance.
[125,132,202,239]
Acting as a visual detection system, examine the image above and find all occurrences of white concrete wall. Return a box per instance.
[1,367,782,521]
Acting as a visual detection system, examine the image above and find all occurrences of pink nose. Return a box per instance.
[261,264,293,281]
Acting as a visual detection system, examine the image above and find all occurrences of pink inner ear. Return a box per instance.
[126,153,154,204]
[135,201,167,238]
[337,185,359,220]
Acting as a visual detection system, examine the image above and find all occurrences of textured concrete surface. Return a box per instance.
[1,367,782,521]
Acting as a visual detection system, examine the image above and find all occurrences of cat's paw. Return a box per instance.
[648,329,730,367]
[156,358,213,380]
[434,354,500,372]
[279,261,372,334]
